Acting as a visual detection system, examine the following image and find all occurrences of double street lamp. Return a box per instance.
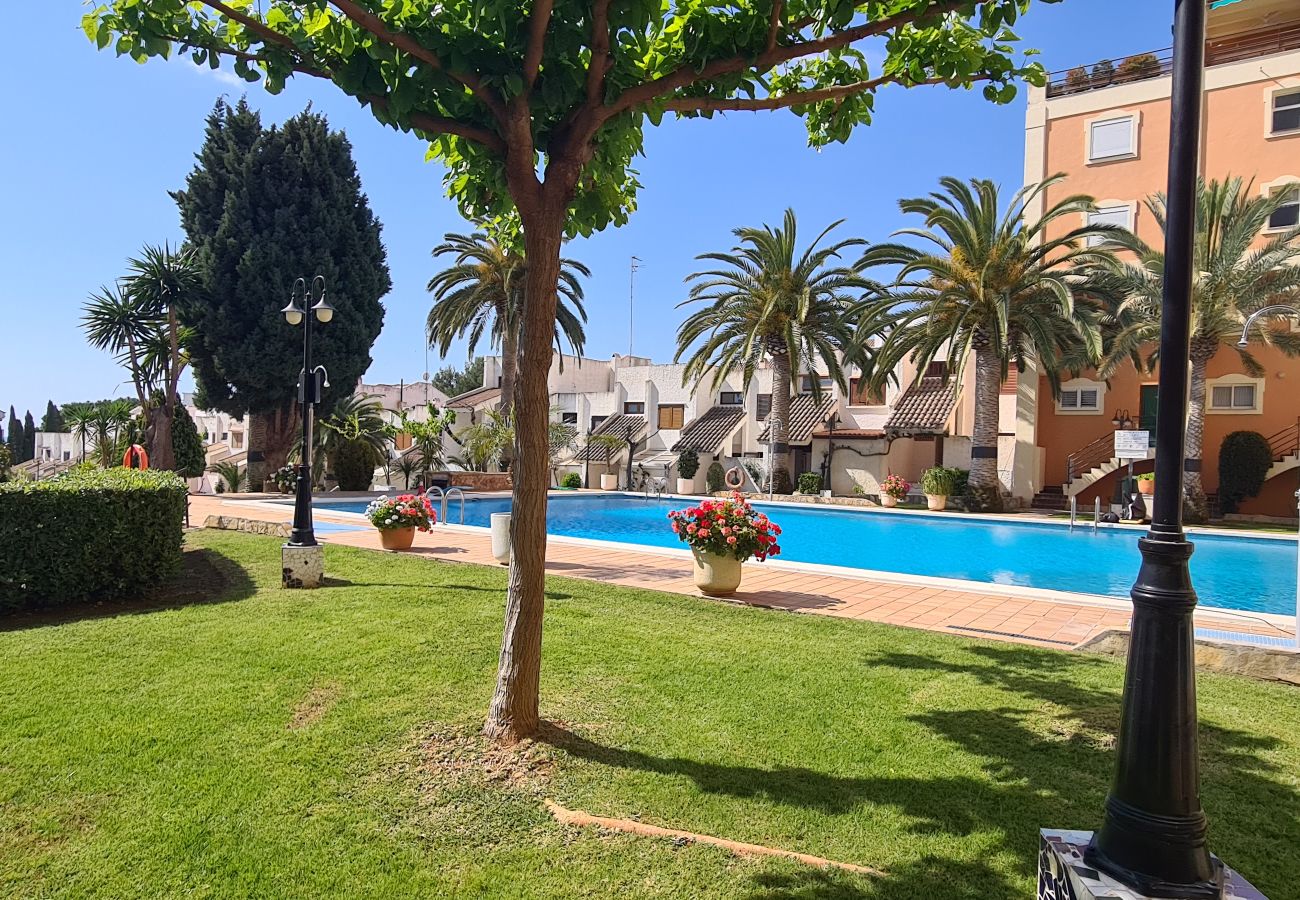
[281,275,334,548]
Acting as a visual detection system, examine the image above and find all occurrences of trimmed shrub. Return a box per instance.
[797,472,823,495]
[560,472,582,489]
[171,405,207,479]
[1218,431,1273,514]
[772,466,793,495]
[676,448,700,480]
[705,461,726,493]
[920,466,960,496]
[0,468,187,608]
[332,441,375,491]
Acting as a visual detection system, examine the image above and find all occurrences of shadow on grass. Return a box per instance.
[0,546,256,632]
[542,643,1299,897]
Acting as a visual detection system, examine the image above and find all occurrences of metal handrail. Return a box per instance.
[442,487,466,525]
[1094,496,1101,532]
[1069,495,1077,531]
[1265,420,1300,461]
[1065,431,1117,484]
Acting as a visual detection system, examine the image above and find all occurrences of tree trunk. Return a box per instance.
[769,350,792,478]
[1184,344,1214,522]
[249,404,298,488]
[968,345,1004,512]
[499,323,519,414]
[483,200,565,743]
[149,407,177,471]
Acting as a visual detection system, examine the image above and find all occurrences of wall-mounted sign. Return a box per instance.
[1114,430,1151,460]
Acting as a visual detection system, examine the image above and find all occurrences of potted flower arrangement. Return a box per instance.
[365,493,437,551]
[667,492,782,596]
[272,464,297,494]
[1136,472,1155,495]
[676,448,700,495]
[879,474,910,508]
[920,466,959,511]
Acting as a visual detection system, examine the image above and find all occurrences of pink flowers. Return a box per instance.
[666,491,783,564]
[365,493,437,532]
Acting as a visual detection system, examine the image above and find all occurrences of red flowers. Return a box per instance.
[667,491,783,563]
[365,494,437,532]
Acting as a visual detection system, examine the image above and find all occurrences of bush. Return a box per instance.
[706,461,726,493]
[0,444,10,483]
[1118,52,1160,82]
[1218,431,1273,514]
[797,472,822,494]
[560,472,582,489]
[0,468,187,608]
[676,448,700,480]
[171,405,207,479]
[1090,59,1115,86]
[772,466,793,495]
[332,441,375,491]
[920,466,961,496]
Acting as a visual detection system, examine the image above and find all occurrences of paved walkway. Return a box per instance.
[189,494,1293,651]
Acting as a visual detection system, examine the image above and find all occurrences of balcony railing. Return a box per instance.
[1046,23,1300,99]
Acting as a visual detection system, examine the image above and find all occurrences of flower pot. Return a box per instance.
[490,512,511,566]
[600,473,618,491]
[1137,479,1155,495]
[820,490,832,499]
[691,549,743,597]
[380,526,416,551]
[925,494,948,511]
[676,478,694,495]
[880,494,899,508]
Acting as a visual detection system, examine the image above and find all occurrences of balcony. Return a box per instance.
[1046,22,1300,99]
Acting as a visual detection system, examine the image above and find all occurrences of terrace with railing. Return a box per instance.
[1046,22,1300,99]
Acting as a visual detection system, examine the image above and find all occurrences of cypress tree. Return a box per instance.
[41,401,66,433]
[22,411,35,462]
[173,99,390,482]
[171,404,207,479]
[7,407,21,462]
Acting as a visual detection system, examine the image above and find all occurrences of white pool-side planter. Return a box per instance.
[490,512,511,565]
[676,478,694,495]
[600,474,618,491]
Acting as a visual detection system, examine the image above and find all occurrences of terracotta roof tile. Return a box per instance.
[575,414,647,461]
[884,376,959,435]
[758,394,837,445]
[672,406,746,453]
[447,386,502,409]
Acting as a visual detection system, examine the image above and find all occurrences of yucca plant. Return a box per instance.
[208,459,246,493]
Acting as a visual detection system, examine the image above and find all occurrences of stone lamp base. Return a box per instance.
[282,544,324,589]
[1038,830,1265,900]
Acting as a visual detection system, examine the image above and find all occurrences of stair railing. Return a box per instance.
[1065,431,1119,485]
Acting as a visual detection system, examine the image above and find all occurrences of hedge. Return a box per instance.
[0,467,187,608]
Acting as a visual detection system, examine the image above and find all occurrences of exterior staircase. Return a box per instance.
[1062,431,1154,498]
[1263,421,1300,484]
[1030,485,1069,511]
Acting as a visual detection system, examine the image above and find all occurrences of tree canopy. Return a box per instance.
[431,357,485,398]
[41,402,66,434]
[173,98,391,419]
[87,0,1054,241]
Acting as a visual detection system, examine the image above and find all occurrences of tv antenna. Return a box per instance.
[628,255,642,357]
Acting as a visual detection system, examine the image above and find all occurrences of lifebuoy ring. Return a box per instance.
[122,444,150,470]
[724,466,745,489]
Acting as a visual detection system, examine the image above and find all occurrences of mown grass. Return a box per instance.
[1,530,1297,899]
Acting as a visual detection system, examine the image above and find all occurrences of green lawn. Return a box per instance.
[1,531,1297,898]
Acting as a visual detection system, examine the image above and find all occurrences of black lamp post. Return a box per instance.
[282,275,335,548]
[1084,0,1223,895]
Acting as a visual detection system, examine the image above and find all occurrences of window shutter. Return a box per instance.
[1089,117,1134,160]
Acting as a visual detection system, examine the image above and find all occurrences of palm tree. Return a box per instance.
[81,244,199,471]
[1097,177,1300,519]
[317,394,394,490]
[675,209,868,474]
[426,231,589,413]
[208,459,247,493]
[453,408,515,472]
[854,176,1120,511]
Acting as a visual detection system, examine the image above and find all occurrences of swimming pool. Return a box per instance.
[314,494,1297,616]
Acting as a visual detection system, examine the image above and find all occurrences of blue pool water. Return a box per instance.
[315,494,1297,616]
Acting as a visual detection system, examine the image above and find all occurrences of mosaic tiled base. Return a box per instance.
[1038,830,1266,900]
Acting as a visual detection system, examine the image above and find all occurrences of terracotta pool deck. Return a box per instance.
[190,494,1295,651]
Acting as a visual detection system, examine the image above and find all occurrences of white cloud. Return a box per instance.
[187,63,245,88]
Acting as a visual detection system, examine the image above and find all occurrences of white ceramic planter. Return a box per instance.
[676,478,694,495]
[691,549,743,597]
[880,494,899,508]
[600,473,618,490]
[490,512,511,566]
[820,490,832,498]
[926,494,948,511]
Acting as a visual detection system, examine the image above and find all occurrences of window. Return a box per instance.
[800,375,832,394]
[1273,89,1300,135]
[719,391,744,406]
[232,433,244,449]
[756,394,772,421]
[591,415,608,431]
[657,404,685,430]
[1058,385,1101,412]
[925,361,948,378]
[848,377,885,406]
[62,451,71,461]
[561,412,578,425]
[1211,384,1257,411]
[1086,204,1133,246]
[1088,115,1137,162]
[623,402,645,415]
[1268,185,1300,231]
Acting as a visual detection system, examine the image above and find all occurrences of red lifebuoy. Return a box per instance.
[122,445,150,470]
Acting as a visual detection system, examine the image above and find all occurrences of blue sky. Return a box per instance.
[0,2,1177,421]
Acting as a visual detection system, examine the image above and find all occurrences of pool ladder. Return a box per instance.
[1070,496,1100,531]
[424,486,467,525]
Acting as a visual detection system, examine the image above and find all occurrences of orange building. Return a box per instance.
[1019,0,1300,518]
